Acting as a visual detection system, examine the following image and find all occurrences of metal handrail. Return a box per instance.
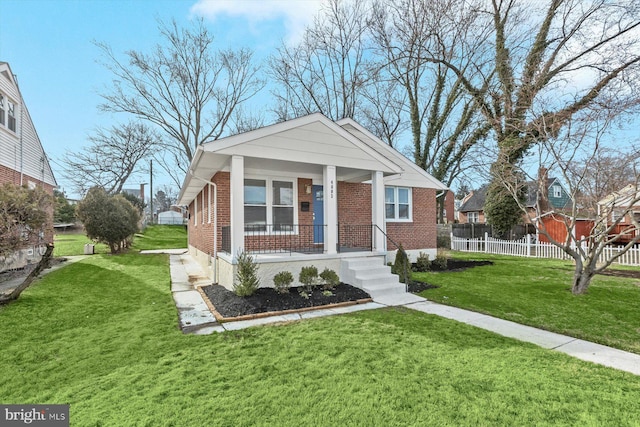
[373,224,409,291]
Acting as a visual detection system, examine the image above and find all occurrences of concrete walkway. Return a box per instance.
[164,252,640,376]
[0,255,88,295]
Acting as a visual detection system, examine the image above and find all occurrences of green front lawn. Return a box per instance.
[1,252,640,425]
[414,253,640,354]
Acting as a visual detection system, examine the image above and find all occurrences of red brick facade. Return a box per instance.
[385,187,437,250]
[0,163,55,245]
[187,174,437,254]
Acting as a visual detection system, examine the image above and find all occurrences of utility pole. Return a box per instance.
[150,159,154,224]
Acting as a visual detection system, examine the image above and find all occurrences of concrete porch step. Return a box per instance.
[341,257,406,299]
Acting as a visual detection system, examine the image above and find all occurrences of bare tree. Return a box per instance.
[61,121,159,195]
[370,0,492,220]
[97,19,264,184]
[502,112,640,294]
[569,146,640,215]
[422,0,640,232]
[268,0,371,122]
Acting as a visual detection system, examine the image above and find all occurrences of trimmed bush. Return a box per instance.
[392,244,410,284]
[273,271,294,294]
[233,251,260,297]
[319,268,340,290]
[299,265,318,293]
[433,248,448,270]
[416,252,430,272]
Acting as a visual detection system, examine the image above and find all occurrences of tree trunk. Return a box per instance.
[571,267,595,295]
[0,244,54,304]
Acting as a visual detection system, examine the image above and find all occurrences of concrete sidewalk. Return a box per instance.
[373,293,640,376]
[166,253,640,376]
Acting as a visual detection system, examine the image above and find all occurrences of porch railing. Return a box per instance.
[220,224,373,255]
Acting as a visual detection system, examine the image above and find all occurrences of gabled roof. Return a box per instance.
[458,186,487,212]
[598,184,640,208]
[336,118,448,191]
[178,113,446,205]
[0,62,57,188]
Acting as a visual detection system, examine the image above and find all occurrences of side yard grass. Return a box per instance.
[413,252,640,354]
[54,224,187,256]
[1,251,640,424]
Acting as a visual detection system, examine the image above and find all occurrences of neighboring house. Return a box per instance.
[457,186,488,224]
[458,170,571,225]
[597,184,640,244]
[177,113,447,290]
[0,62,57,269]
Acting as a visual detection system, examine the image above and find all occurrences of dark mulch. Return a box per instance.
[423,259,494,272]
[407,281,439,293]
[201,283,371,318]
[599,269,640,279]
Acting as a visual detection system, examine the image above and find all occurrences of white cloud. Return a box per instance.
[190,0,324,43]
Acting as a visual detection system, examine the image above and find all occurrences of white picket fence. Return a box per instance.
[450,232,640,266]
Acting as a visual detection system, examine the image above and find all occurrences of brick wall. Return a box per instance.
[187,174,438,255]
[385,187,437,250]
[0,163,55,245]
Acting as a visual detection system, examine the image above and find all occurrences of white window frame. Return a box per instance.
[244,176,298,235]
[552,185,561,198]
[7,100,16,132]
[467,211,480,223]
[384,186,412,223]
[0,93,5,126]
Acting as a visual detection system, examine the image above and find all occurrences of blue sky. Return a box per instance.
[1,0,637,199]
[0,0,323,198]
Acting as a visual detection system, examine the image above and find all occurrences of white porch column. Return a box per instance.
[371,171,386,253]
[323,165,337,254]
[230,155,245,261]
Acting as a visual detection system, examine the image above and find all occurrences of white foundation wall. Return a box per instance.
[188,245,215,279]
[386,248,438,263]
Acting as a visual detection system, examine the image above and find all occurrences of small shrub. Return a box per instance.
[299,265,318,293]
[273,271,294,294]
[233,251,260,297]
[299,290,311,299]
[416,252,430,272]
[392,244,410,284]
[319,268,340,290]
[433,248,448,270]
[322,290,334,297]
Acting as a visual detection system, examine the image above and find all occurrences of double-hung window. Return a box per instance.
[244,178,296,233]
[0,94,5,126]
[7,101,15,132]
[385,186,411,222]
[552,185,561,198]
[467,211,479,223]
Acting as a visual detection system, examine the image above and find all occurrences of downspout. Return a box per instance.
[15,73,24,186]
[188,170,218,284]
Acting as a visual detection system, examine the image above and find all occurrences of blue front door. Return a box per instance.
[313,185,324,244]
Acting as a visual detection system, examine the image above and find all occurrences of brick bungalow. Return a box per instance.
[177,113,447,290]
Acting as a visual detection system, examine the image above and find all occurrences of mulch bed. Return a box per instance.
[598,269,640,279]
[425,259,494,272]
[201,283,371,319]
[407,259,495,293]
